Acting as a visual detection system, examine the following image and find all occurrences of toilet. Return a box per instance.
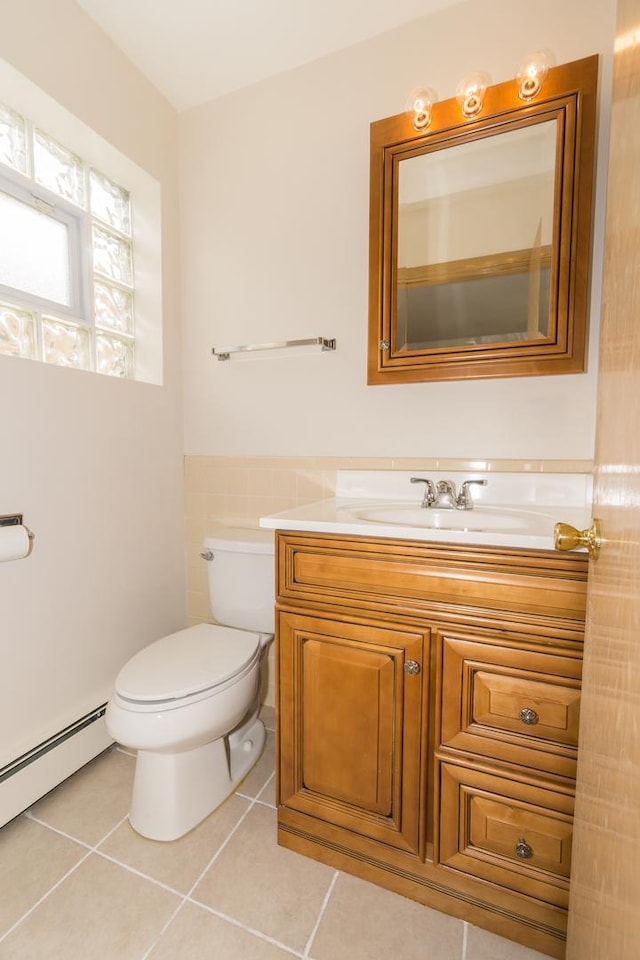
[105,527,274,841]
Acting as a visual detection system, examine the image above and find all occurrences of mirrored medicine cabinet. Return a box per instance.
[367,55,598,384]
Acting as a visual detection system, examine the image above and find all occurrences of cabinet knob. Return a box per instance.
[519,707,539,725]
[515,837,533,860]
[404,660,421,675]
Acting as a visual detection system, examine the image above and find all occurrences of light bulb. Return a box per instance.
[455,72,490,118]
[407,86,437,131]
[517,50,554,100]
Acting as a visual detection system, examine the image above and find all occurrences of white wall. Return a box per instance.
[180,0,615,460]
[0,0,185,764]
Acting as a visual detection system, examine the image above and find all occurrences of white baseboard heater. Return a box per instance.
[0,705,113,828]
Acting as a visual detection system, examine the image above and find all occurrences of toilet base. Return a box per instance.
[129,712,266,841]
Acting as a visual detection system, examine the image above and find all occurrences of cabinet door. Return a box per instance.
[278,611,428,856]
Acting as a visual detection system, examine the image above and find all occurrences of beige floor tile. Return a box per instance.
[28,747,135,845]
[0,853,179,960]
[98,793,250,893]
[465,925,554,960]
[147,901,296,959]
[236,729,275,799]
[0,816,87,937]
[309,872,464,960]
[259,704,276,730]
[255,773,276,806]
[192,804,335,952]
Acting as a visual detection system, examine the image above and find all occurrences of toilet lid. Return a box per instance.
[115,623,261,702]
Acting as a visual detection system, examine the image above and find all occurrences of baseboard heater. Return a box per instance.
[0,705,113,828]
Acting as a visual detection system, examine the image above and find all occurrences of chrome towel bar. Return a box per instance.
[212,336,336,361]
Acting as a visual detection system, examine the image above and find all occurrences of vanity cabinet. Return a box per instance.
[275,531,588,959]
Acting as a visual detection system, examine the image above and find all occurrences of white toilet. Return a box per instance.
[105,527,274,841]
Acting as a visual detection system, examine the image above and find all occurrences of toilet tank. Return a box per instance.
[202,527,275,634]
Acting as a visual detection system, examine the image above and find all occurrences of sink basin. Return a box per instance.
[341,503,555,533]
[260,470,592,549]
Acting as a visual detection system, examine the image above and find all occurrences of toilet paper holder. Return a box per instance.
[1,513,25,527]
[1,514,35,553]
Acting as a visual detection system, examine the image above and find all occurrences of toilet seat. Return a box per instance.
[114,623,261,709]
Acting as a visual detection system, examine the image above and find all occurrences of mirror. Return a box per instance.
[368,56,598,384]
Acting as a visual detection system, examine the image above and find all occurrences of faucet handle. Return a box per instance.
[410,476,436,506]
[456,479,487,509]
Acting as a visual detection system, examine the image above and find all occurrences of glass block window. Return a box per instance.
[34,129,85,208]
[42,316,91,370]
[0,103,27,175]
[90,168,131,234]
[0,302,35,358]
[0,99,135,379]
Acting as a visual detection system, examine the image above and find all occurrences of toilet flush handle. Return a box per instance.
[201,550,214,561]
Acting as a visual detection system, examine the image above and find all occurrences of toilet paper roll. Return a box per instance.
[0,524,32,562]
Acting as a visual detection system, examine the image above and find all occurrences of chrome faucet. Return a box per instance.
[434,480,457,509]
[456,479,488,509]
[410,476,436,507]
[410,477,487,510]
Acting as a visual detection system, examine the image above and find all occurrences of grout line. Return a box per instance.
[185,795,258,897]
[139,790,262,958]
[182,901,305,959]
[236,770,276,807]
[461,921,468,959]
[249,796,276,810]
[18,773,280,957]
[0,812,129,945]
[0,848,93,945]
[138,789,299,960]
[139,899,188,960]
[25,811,129,850]
[301,869,339,960]
[24,813,93,850]
[94,848,189,899]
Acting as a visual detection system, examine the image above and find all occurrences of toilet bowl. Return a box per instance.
[105,528,274,841]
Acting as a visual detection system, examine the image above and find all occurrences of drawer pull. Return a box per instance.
[404,660,421,676]
[519,707,539,725]
[515,837,533,860]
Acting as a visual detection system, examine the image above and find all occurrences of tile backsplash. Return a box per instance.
[184,454,593,707]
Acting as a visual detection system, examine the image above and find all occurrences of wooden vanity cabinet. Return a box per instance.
[274,531,588,959]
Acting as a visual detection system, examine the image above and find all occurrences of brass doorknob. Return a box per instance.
[553,518,602,559]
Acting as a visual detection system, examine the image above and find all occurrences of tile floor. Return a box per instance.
[0,708,554,960]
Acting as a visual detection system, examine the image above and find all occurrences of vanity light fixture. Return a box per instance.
[517,50,554,100]
[455,72,491,118]
[409,87,437,131]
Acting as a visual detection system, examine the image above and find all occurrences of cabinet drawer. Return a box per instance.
[439,634,581,778]
[437,760,573,909]
[277,533,588,627]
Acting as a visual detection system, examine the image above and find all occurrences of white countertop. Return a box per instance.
[259,470,593,551]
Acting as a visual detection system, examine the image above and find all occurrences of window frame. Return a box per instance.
[0,169,88,324]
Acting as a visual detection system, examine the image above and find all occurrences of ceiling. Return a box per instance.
[76,0,461,112]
